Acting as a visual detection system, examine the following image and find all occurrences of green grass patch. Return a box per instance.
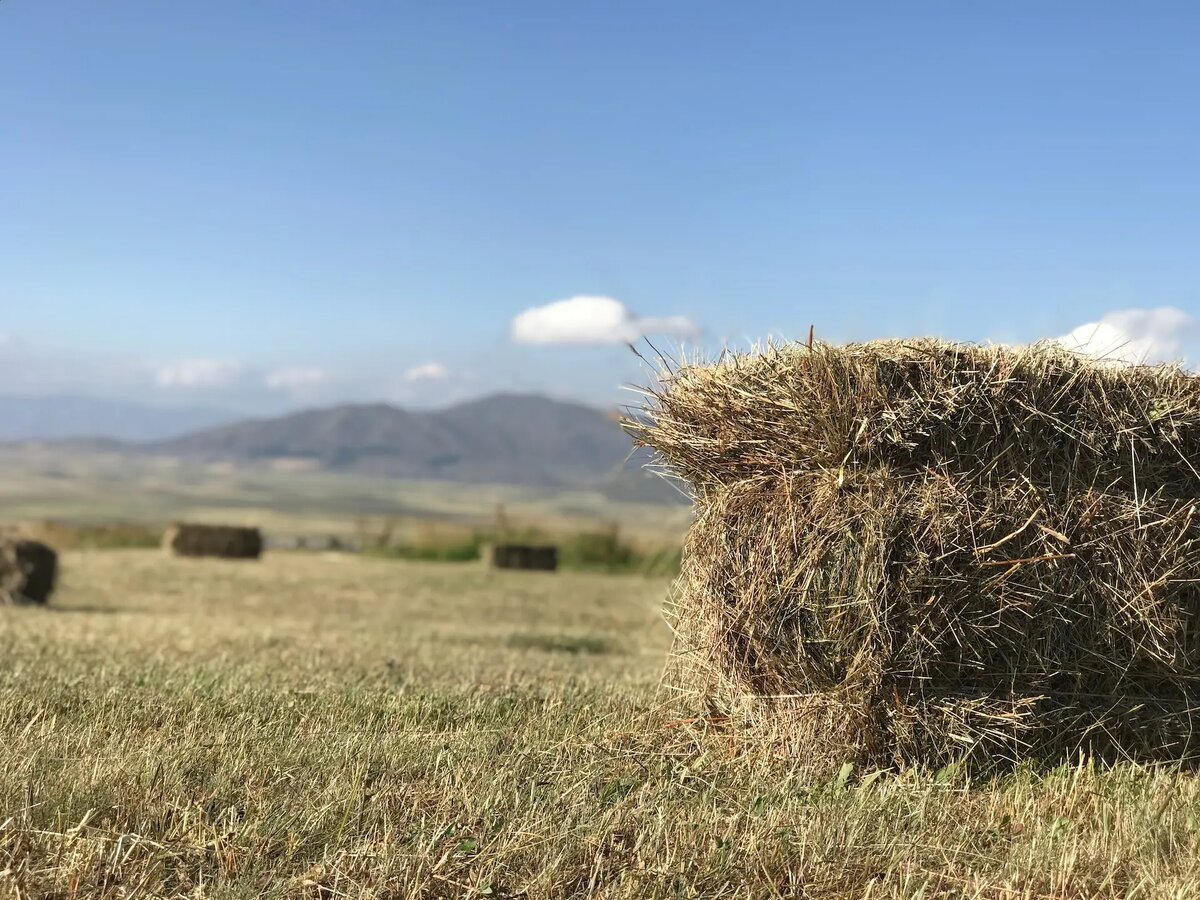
[365,521,682,575]
[15,519,163,550]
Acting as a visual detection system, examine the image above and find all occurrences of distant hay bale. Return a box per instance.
[630,338,1200,770]
[162,522,263,559]
[0,538,58,605]
[483,543,559,572]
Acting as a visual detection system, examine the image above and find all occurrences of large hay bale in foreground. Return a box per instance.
[163,523,263,559]
[0,538,58,604]
[631,338,1200,769]
[484,543,558,572]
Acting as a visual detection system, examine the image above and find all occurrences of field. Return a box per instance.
[0,447,690,545]
[2,552,1200,898]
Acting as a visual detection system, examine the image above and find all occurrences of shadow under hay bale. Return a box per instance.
[0,538,57,604]
[630,338,1200,772]
[163,523,263,559]
[483,543,558,572]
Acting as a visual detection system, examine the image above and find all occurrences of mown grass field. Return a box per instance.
[4,551,1200,898]
[0,447,690,544]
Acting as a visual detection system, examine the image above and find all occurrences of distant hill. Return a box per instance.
[0,394,239,442]
[150,393,682,500]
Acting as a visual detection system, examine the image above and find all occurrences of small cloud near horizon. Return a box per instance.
[1054,307,1198,365]
[264,366,329,391]
[511,295,700,346]
[403,362,451,382]
[153,359,246,389]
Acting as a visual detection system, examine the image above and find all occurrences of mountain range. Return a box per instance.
[0,394,238,442]
[1,392,680,502]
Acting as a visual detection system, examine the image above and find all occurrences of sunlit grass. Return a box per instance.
[3,551,1200,898]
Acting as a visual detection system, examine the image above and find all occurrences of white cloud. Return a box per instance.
[403,362,450,382]
[154,359,246,389]
[265,366,329,391]
[510,295,700,346]
[0,332,31,356]
[1055,307,1199,365]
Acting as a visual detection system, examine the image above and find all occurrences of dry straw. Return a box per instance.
[629,337,1200,770]
[482,542,560,572]
[162,522,264,559]
[0,538,58,605]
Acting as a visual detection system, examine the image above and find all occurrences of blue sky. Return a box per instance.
[3,1,1199,411]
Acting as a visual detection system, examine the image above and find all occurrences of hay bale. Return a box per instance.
[163,522,263,559]
[0,538,58,604]
[483,543,558,572]
[630,338,1200,769]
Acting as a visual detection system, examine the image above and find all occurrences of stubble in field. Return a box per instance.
[3,551,1200,898]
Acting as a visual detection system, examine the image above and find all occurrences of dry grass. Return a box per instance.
[0,446,691,545]
[631,338,1200,770]
[3,551,1200,896]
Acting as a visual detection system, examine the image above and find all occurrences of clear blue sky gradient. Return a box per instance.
[3,1,1199,407]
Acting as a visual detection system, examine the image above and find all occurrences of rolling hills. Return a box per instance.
[149,393,678,499]
[0,394,237,442]
[2,392,681,501]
